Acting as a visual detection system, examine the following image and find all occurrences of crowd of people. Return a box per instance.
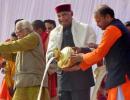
[0,3,130,100]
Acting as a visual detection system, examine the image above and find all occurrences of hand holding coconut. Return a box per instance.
[53,47,83,71]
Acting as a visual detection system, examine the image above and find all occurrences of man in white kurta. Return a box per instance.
[46,3,96,100]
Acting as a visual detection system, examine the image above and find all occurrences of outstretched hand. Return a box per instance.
[69,53,83,65]
[61,53,83,72]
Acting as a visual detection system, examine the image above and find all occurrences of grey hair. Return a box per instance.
[15,20,33,32]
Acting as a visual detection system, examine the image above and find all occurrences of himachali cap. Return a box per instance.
[55,4,71,13]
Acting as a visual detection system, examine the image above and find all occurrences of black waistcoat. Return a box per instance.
[105,19,130,89]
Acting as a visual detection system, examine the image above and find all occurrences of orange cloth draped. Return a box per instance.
[0,56,16,100]
[107,77,130,100]
[0,79,11,100]
[80,25,122,71]
[4,60,15,88]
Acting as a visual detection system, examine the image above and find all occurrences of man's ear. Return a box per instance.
[106,14,111,20]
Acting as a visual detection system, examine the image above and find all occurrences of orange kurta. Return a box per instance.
[80,25,122,70]
[0,79,12,100]
[79,25,130,100]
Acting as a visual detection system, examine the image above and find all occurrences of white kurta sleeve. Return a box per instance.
[46,30,57,62]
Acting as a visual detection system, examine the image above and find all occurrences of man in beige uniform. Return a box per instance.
[0,20,49,100]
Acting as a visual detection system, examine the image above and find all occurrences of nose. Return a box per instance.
[58,15,65,21]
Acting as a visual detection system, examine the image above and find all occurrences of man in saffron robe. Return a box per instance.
[67,5,130,100]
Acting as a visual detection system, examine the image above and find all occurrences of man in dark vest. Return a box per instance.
[46,3,96,100]
[69,5,130,100]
